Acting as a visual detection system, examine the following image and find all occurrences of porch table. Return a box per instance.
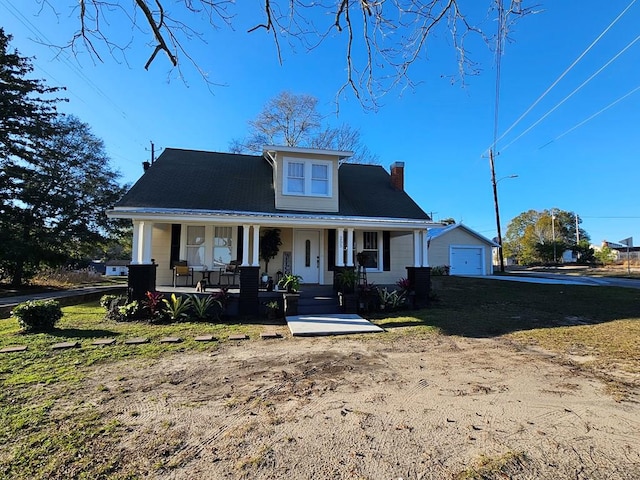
[197,268,222,286]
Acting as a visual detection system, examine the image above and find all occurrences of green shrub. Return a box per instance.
[431,265,450,276]
[11,299,63,332]
[118,301,140,321]
[100,294,128,321]
[190,294,220,321]
[378,288,406,311]
[162,294,192,322]
[100,294,119,309]
[142,291,165,321]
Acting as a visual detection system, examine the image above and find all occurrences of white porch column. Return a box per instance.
[413,229,421,267]
[336,228,345,267]
[241,224,250,266]
[346,228,355,266]
[251,224,260,267]
[131,220,141,264]
[421,229,429,267]
[141,221,153,264]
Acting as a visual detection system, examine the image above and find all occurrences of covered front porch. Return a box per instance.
[128,218,432,288]
[119,210,435,317]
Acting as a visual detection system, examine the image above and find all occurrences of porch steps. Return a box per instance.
[297,286,341,315]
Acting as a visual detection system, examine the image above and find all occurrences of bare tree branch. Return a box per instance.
[40,1,534,108]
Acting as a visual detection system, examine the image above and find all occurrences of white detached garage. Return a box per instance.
[427,224,499,276]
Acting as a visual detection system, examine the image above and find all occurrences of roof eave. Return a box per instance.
[107,207,434,230]
[263,145,354,160]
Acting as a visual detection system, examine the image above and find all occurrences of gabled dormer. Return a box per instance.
[263,146,353,213]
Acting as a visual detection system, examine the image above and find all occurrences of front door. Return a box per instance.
[293,230,320,284]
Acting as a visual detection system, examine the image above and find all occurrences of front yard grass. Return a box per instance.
[0,277,639,478]
[0,301,274,479]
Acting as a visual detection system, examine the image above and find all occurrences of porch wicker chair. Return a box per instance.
[172,261,194,287]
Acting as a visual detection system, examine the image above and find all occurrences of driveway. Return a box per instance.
[477,271,640,289]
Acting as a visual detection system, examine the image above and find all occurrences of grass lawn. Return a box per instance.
[0,276,638,478]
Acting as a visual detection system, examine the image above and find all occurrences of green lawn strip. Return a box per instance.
[0,303,266,387]
[507,319,640,374]
[0,301,268,479]
[369,277,640,372]
[0,387,130,479]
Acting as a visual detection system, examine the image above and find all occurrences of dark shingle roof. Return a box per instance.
[116,148,430,220]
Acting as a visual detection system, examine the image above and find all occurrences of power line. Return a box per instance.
[485,0,637,154]
[501,34,640,152]
[1,0,149,163]
[0,0,127,116]
[540,84,640,148]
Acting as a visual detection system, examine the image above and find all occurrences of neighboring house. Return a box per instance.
[601,240,640,263]
[427,223,499,275]
[89,261,107,275]
[105,260,129,276]
[107,146,439,287]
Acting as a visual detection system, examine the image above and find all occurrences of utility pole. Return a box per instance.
[150,141,155,164]
[575,213,580,261]
[551,209,557,263]
[490,149,505,273]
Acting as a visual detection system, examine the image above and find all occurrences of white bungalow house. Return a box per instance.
[107,146,439,288]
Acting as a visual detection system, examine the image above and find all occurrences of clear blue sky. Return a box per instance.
[3,1,639,246]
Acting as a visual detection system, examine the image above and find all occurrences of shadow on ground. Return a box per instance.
[368,276,640,338]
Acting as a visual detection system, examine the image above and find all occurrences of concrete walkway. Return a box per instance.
[286,313,384,336]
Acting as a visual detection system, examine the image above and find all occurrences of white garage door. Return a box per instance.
[450,246,484,275]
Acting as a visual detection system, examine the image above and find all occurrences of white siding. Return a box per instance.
[152,223,173,285]
[429,228,493,276]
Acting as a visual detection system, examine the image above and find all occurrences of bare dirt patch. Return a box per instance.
[79,335,640,479]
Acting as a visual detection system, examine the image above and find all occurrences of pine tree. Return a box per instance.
[0,29,126,285]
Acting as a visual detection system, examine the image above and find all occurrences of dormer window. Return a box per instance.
[286,161,304,193]
[311,164,329,195]
[283,158,332,197]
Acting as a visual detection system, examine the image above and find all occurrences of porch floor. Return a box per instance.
[286,313,384,337]
[158,285,240,295]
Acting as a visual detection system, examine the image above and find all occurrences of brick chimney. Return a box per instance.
[390,161,405,191]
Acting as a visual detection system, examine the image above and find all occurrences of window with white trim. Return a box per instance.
[283,158,332,197]
[213,226,233,266]
[311,164,329,195]
[286,162,305,194]
[186,226,205,266]
[361,232,379,270]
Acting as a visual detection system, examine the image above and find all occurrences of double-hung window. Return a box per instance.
[186,226,205,266]
[284,159,332,197]
[213,226,233,265]
[286,162,305,194]
[361,232,379,270]
[311,164,329,195]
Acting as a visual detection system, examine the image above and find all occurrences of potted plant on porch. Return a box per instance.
[259,228,282,281]
[336,268,358,313]
[280,273,303,316]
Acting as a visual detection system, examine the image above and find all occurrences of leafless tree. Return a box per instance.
[231,91,379,163]
[42,0,534,106]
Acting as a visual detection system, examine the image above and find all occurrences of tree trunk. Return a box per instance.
[11,259,24,287]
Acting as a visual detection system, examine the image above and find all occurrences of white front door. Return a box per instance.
[294,230,320,284]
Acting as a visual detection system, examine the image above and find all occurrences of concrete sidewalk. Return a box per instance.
[287,313,384,336]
